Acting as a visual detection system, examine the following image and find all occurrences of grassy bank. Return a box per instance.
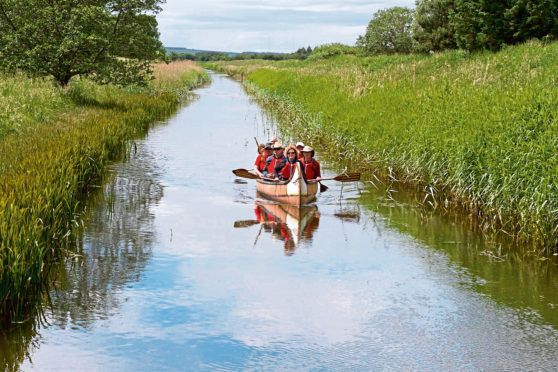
[207,40,558,254]
[0,61,209,325]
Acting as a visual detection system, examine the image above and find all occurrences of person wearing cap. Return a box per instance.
[263,142,285,177]
[295,142,305,160]
[269,136,278,146]
[254,143,272,177]
[274,144,300,181]
[300,145,321,181]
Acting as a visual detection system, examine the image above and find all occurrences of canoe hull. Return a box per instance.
[256,163,318,205]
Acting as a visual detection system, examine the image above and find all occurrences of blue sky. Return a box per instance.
[157,0,415,53]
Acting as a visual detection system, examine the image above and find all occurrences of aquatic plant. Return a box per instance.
[0,62,209,325]
[211,40,558,253]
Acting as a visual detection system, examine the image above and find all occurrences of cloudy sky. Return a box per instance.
[157,0,415,53]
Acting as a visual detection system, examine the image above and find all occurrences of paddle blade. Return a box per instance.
[319,182,328,192]
[333,173,361,182]
[234,220,261,228]
[233,169,259,179]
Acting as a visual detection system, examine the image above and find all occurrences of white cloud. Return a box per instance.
[157,0,415,52]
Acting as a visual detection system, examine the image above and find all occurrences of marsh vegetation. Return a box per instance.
[206,40,558,254]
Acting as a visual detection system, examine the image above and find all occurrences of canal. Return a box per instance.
[4,72,558,370]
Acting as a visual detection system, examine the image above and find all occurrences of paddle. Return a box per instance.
[234,219,261,228]
[232,168,279,182]
[320,173,361,182]
[233,168,259,179]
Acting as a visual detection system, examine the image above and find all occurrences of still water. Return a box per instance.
[6,73,558,370]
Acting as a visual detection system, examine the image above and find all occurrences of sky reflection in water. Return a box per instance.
[16,73,558,371]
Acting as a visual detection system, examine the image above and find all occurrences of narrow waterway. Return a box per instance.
[5,72,558,370]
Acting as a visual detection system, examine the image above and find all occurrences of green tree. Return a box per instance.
[357,7,415,55]
[506,0,558,42]
[413,0,457,52]
[451,0,485,51]
[0,0,166,86]
[452,0,558,52]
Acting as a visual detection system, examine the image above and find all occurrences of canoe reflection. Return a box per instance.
[235,201,320,255]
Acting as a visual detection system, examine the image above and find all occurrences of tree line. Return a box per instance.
[168,47,313,62]
[0,0,556,86]
[357,0,558,55]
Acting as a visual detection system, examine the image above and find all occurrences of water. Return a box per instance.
[4,73,558,370]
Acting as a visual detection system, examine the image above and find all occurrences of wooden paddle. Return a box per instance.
[234,219,261,228]
[233,168,259,179]
[320,173,361,182]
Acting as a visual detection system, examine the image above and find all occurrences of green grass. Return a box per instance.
[0,63,209,326]
[208,40,558,253]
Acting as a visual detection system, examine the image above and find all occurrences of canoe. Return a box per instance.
[256,162,318,205]
[255,201,319,250]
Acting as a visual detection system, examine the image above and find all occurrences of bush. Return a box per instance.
[307,43,358,60]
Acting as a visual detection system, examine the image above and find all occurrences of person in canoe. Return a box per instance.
[295,142,305,160]
[300,145,321,181]
[274,144,300,181]
[262,142,285,178]
[254,142,272,178]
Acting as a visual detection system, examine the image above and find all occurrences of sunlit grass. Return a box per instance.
[210,40,558,254]
[0,62,209,325]
[151,60,210,94]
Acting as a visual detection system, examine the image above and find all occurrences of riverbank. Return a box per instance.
[0,61,210,326]
[205,40,558,254]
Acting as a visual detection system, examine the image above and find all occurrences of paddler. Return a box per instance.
[295,142,304,159]
[263,142,285,178]
[254,142,272,178]
[274,144,300,181]
[300,145,321,181]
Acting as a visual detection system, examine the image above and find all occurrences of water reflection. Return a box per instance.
[358,184,558,328]
[6,71,558,371]
[235,200,320,255]
[0,139,165,371]
[48,142,163,328]
[0,321,38,372]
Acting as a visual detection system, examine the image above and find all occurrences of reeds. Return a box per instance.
[212,40,558,254]
[0,62,209,325]
[151,60,210,95]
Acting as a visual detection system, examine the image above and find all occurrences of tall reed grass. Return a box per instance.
[210,40,558,254]
[0,62,209,325]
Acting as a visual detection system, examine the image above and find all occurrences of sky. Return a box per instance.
[157,0,415,53]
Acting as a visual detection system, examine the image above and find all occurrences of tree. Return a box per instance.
[0,0,166,86]
[506,0,558,42]
[413,0,457,52]
[452,0,558,52]
[451,0,485,51]
[357,7,416,55]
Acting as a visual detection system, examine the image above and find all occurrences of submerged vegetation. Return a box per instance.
[0,61,209,326]
[206,40,558,254]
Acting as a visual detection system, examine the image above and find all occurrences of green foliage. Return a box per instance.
[357,7,416,55]
[452,0,558,51]
[0,0,166,86]
[307,43,358,60]
[0,65,208,325]
[218,40,558,253]
[168,46,314,62]
[413,0,457,52]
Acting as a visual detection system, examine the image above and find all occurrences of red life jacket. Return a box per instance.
[267,155,284,175]
[254,154,266,171]
[281,161,297,180]
[301,159,321,180]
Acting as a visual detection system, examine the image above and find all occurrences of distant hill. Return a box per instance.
[164,47,284,57]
